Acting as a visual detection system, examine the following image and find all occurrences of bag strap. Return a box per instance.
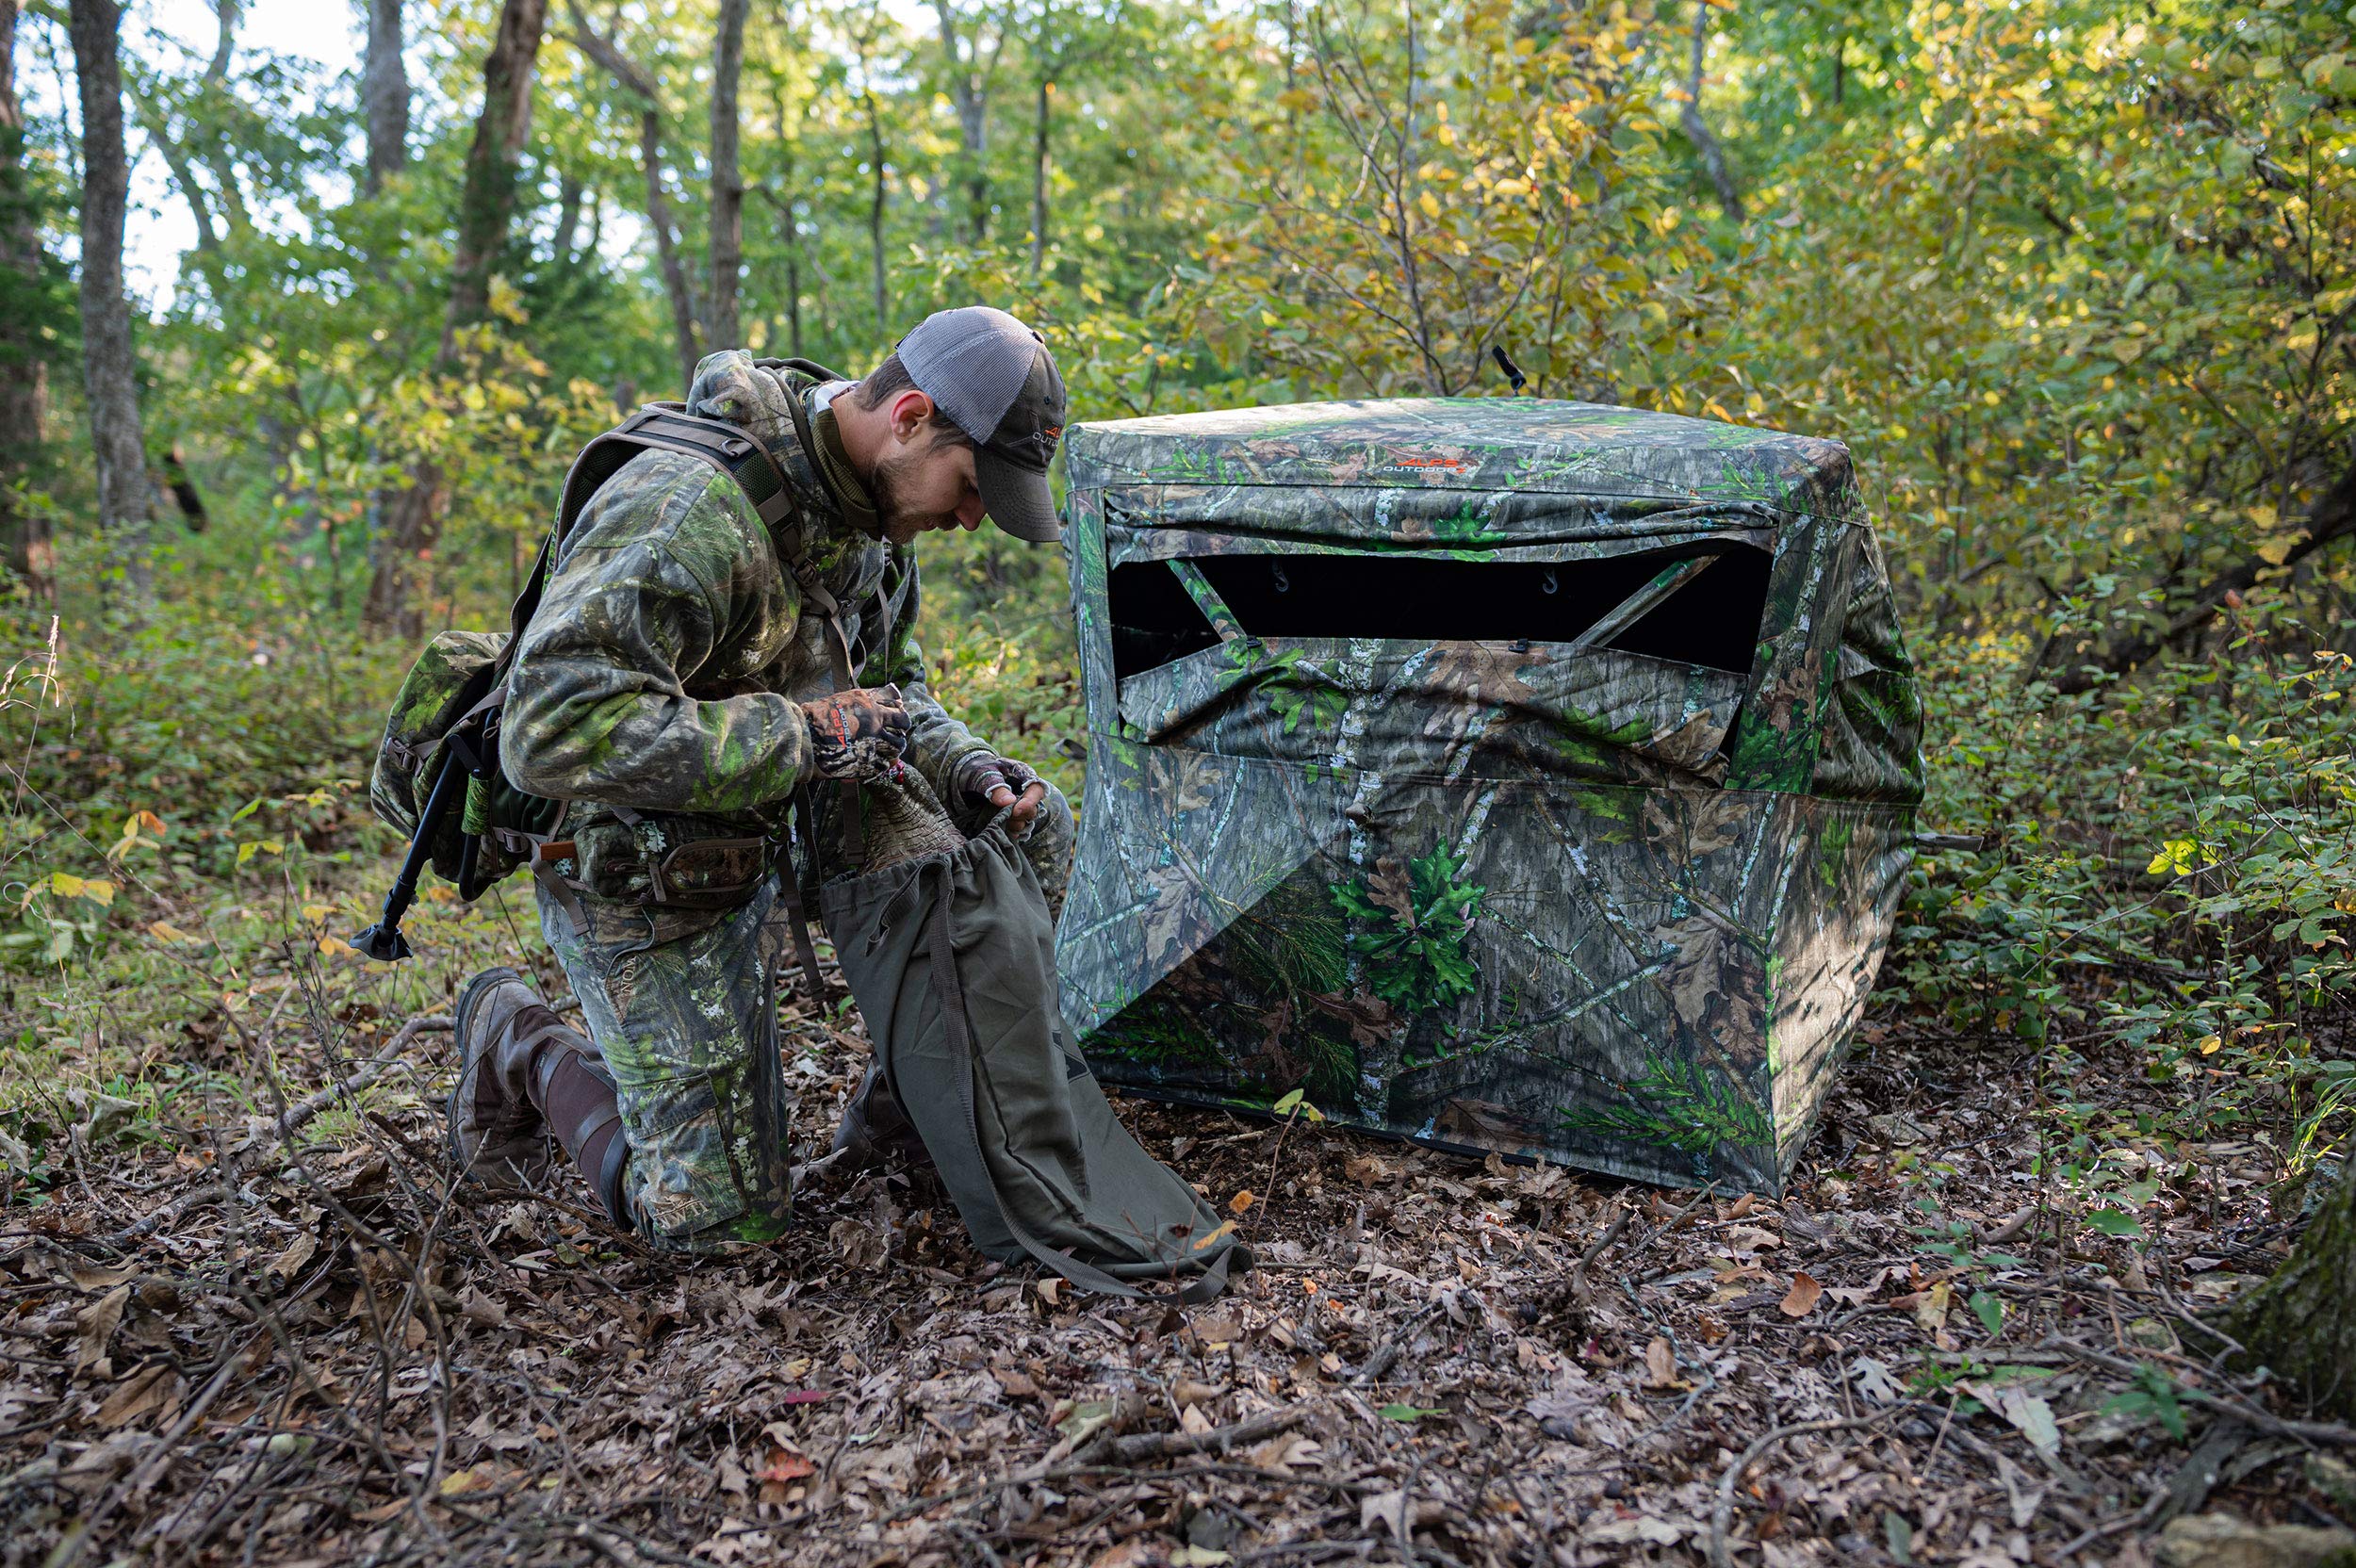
[918,860,1233,1304]
[539,395,878,996]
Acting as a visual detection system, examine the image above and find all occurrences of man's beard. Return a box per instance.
[870,445,958,544]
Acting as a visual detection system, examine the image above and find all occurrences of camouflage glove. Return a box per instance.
[800,686,911,781]
[951,751,1049,834]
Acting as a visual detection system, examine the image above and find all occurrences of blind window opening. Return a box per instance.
[1107,545,1772,682]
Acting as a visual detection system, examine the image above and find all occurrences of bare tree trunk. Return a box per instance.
[764,80,807,357]
[1028,73,1049,277]
[571,8,701,392]
[0,0,53,600]
[864,90,887,330]
[1679,0,1742,220]
[930,0,998,243]
[196,0,250,238]
[2223,1154,2356,1420]
[552,172,583,261]
[67,0,151,596]
[441,0,546,348]
[364,0,409,195]
[365,0,546,634]
[708,0,747,351]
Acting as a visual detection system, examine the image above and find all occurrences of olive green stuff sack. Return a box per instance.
[368,629,562,889]
[820,816,1246,1301]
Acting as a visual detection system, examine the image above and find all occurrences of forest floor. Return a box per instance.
[5,901,2355,1568]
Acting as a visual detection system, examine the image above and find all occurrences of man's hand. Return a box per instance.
[953,751,1050,836]
[801,685,911,780]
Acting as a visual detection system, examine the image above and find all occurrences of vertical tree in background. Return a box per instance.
[570,6,703,390]
[365,0,548,633]
[847,4,891,331]
[931,0,1001,242]
[709,0,748,351]
[66,0,151,596]
[0,0,51,599]
[364,0,409,194]
[1677,0,1742,220]
[1020,0,1123,278]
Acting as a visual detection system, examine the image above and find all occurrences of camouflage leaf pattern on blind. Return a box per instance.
[1055,397,1923,1195]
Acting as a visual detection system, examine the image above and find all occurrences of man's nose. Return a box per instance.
[957,496,986,529]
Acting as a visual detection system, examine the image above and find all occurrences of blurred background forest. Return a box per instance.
[1,0,2353,1217]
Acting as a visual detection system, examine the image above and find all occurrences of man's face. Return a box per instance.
[869,394,988,545]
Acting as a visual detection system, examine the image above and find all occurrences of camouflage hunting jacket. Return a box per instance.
[500,352,994,858]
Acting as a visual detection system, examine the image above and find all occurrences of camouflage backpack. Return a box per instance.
[355,362,850,961]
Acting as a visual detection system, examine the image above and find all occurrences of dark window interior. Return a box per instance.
[1109,545,1772,680]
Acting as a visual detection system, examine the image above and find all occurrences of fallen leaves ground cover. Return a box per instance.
[4,933,2353,1567]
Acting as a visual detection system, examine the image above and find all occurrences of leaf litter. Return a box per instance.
[0,973,2351,1567]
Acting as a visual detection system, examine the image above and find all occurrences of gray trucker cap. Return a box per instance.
[896,307,1068,542]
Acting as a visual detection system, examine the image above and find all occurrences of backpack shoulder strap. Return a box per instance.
[753,355,852,384]
[518,402,812,636]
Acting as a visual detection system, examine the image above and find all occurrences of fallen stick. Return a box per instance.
[1708,1415,1890,1568]
[103,1014,452,1247]
[1088,1403,1312,1464]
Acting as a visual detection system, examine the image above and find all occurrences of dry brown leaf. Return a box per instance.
[1824,1266,1890,1306]
[1229,1189,1255,1215]
[1779,1271,1824,1318]
[1035,1277,1062,1306]
[1643,1335,1679,1389]
[92,1362,178,1429]
[1178,1402,1215,1435]
[74,1284,131,1376]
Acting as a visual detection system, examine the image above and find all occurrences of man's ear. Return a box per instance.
[887,389,937,445]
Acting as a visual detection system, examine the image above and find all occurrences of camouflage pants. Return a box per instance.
[534,782,1075,1252]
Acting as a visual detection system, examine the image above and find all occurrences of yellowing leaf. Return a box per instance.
[2146,839,2216,876]
[148,921,191,943]
[302,904,334,924]
[1229,1189,1256,1214]
[319,935,355,958]
[2199,1035,2222,1055]
[49,872,85,899]
[1417,190,1441,220]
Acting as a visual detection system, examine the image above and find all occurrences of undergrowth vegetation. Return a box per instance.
[4,552,2349,1235]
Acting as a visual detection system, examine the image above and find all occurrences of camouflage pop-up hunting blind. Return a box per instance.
[1053,397,1923,1195]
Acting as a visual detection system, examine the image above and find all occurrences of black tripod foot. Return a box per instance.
[351,923,414,963]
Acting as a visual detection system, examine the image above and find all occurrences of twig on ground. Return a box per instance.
[1351,1302,1443,1386]
[1708,1415,1890,1568]
[100,1014,451,1248]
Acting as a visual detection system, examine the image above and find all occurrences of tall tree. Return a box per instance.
[364,0,548,633]
[930,0,1002,242]
[2224,1155,2356,1419]
[708,0,748,351]
[847,5,891,331]
[0,0,52,599]
[67,0,151,596]
[364,0,409,194]
[1021,0,1122,278]
[1678,0,1742,220]
[571,7,702,391]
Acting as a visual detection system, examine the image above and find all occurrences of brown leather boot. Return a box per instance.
[447,968,628,1223]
